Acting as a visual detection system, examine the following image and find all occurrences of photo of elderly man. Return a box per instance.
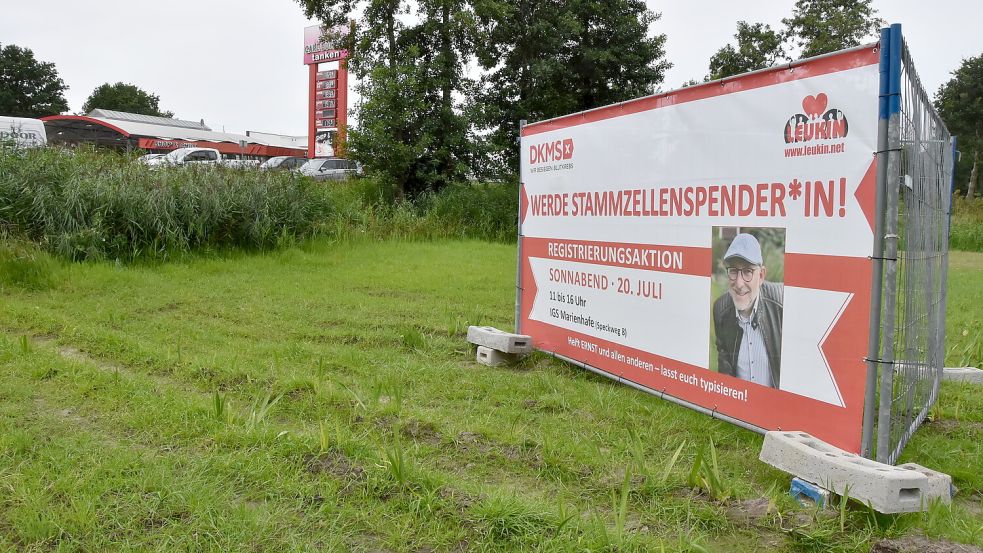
[711,232,783,388]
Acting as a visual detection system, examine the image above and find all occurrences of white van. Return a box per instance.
[0,116,47,149]
[145,147,222,167]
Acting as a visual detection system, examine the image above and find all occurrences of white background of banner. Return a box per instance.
[521,63,879,407]
[522,65,879,258]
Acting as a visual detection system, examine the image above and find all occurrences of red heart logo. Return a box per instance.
[802,93,828,119]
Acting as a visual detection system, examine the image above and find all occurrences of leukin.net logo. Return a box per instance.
[528,138,574,173]
[783,93,848,158]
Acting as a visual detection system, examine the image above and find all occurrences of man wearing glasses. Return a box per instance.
[712,233,783,388]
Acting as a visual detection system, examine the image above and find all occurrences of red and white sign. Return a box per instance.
[518,47,880,452]
[303,25,349,65]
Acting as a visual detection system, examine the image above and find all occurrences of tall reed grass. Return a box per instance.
[0,147,519,262]
[0,146,332,261]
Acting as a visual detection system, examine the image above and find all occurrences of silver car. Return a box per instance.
[298,157,361,181]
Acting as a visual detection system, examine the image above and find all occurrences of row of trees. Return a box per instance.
[707,0,883,80]
[3,2,979,198]
[299,0,895,197]
[300,0,671,197]
[0,43,172,119]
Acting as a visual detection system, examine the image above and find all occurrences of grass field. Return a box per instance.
[0,239,980,552]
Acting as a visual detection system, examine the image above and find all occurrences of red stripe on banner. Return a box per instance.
[521,47,879,137]
[522,237,711,277]
[785,253,872,440]
[855,160,878,233]
[519,251,873,453]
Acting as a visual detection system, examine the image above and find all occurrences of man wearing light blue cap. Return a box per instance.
[712,233,783,388]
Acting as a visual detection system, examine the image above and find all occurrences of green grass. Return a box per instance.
[0,148,519,264]
[0,146,332,261]
[0,239,980,552]
[950,197,983,252]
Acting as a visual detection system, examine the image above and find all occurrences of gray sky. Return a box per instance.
[2,1,980,137]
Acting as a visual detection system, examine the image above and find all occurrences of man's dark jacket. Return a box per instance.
[713,280,783,387]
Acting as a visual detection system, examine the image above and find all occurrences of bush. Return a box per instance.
[325,175,518,243]
[950,196,983,252]
[0,146,333,261]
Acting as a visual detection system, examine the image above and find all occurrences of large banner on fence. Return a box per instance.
[518,47,880,452]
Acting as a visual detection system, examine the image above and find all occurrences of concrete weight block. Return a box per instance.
[467,326,533,354]
[759,431,948,513]
[475,346,518,367]
[942,367,983,384]
[897,463,953,504]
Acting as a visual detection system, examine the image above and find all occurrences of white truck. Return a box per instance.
[0,116,47,149]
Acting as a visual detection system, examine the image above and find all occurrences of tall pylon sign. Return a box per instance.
[303,24,350,158]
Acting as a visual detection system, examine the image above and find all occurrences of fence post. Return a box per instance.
[515,120,527,334]
[875,23,904,463]
[861,28,893,459]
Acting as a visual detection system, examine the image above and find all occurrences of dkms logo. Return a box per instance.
[529,138,574,165]
[783,93,849,143]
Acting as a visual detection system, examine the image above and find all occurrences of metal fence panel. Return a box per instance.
[872,25,954,464]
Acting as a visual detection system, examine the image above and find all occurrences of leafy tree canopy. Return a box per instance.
[936,55,983,198]
[297,0,476,198]
[705,0,883,83]
[474,0,670,175]
[0,43,69,118]
[708,21,785,81]
[782,0,884,59]
[82,82,173,117]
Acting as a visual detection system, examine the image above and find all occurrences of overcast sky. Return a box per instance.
[2,1,980,137]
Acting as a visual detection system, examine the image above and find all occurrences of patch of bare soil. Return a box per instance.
[871,536,983,553]
[723,497,775,526]
[925,418,983,435]
[454,430,542,467]
[306,449,366,491]
[438,486,483,514]
[401,419,441,444]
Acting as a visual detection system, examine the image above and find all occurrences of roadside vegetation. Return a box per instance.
[0,145,980,551]
[0,235,980,551]
[0,146,332,261]
[0,147,517,263]
[950,196,983,252]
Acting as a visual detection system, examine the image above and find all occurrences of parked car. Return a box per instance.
[259,156,306,171]
[298,157,361,181]
[0,116,47,149]
[145,147,222,167]
[137,153,165,164]
[222,159,261,169]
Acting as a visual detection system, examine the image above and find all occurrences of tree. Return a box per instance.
[298,0,476,198]
[81,82,173,117]
[782,0,884,59]
[708,22,786,81]
[936,55,983,198]
[475,0,670,175]
[0,43,69,117]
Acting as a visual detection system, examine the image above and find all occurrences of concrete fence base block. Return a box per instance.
[467,326,533,354]
[475,346,519,367]
[897,463,953,504]
[942,367,983,384]
[759,431,950,513]
[790,477,831,508]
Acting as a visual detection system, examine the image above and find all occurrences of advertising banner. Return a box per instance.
[518,47,880,452]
